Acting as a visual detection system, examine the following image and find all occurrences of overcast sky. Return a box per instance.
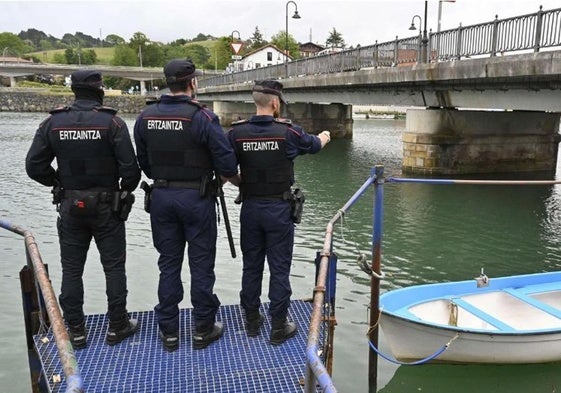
[2,0,559,48]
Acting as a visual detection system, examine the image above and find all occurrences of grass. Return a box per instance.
[29,41,216,65]
[29,47,115,65]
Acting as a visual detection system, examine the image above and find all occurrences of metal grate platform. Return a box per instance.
[34,300,320,392]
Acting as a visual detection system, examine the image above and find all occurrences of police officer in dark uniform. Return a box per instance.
[25,69,141,349]
[134,59,239,352]
[227,80,331,345]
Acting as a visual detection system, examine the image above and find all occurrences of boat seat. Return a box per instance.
[449,297,515,332]
[502,288,561,320]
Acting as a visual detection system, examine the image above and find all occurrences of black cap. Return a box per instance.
[71,70,103,89]
[252,80,286,103]
[164,59,203,84]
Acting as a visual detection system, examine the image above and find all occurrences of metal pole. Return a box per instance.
[368,165,384,393]
[422,0,428,63]
[284,1,300,78]
[285,2,290,77]
[1,220,84,393]
[437,0,443,59]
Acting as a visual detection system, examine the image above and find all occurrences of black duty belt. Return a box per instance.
[153,179,200,189]
[244,193,287,201]
[64,189,114,203]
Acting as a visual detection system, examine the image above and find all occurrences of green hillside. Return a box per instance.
[29,41,217,65]
[28,47,115,64]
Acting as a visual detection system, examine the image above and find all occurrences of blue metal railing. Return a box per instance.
[304,168,381,392]
[0,219,84,393]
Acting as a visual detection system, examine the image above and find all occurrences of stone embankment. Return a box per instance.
[0,89,147,114]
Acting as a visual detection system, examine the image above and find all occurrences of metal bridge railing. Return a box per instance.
[200,6,561,89]
[0,219,84,393]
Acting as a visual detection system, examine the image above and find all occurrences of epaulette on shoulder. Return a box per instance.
[49,105,70,114]
[95,106,118,115]
[273,118,292,125]
[189,99,206,110]
[231,119,249,126]
[145,97,160,105]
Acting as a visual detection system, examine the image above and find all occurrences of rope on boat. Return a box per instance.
[368,333,461,366]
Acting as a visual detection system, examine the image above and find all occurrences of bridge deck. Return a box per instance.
[34,300,318,393]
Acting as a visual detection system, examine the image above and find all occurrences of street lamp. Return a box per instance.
[408,0,428,63]
[409,14,422,61]
[285,0,301,77]
[138,45,143,68]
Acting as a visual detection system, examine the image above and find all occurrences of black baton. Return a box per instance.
[215,173,236,258]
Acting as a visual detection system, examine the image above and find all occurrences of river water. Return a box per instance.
[2,112,561,392]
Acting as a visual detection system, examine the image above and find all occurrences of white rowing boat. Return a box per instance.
[379,271,561,364]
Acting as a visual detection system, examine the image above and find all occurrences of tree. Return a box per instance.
[207,37,234,71]
[0,32,30,56]
[192,33,210,42]
[247,26,267,51]
[140,43,164,67]
[270,31,300,60]
[81,49,97,65]
[106,34,125,46]
[129,32,149,47]
[325,28,345,49]
[112,44,137,66]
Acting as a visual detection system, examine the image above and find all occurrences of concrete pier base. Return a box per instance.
[283,103,353,139]
[403,108,561,176]
[212,101,353,137]
[212,101,255,127]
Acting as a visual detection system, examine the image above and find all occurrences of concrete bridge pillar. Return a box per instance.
[403,108,561,176]
[10,76,16,87]
[283,103,353,138]
[212,101,353,138]
[212,101,256,126]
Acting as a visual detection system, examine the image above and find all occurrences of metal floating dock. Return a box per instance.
[34,300,319,393]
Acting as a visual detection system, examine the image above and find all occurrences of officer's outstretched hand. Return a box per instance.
[318,130,331,148]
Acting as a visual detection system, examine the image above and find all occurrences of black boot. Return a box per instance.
[159,330,179,352]
[245,311,264,337]
[192,322,224,350]
[68,321,87,350]
[270,318,297,346]
[106,317,139,346]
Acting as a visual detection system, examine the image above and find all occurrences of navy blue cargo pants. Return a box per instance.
[150,188,220,334]
[239,199,294,321]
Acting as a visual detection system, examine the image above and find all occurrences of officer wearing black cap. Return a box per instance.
[227,80,331,345]
[25,69,141,349]
[134,59,240,352]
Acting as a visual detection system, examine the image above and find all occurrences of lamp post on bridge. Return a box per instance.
[285,0,301,77]
[409,0,428,63]
[409,14,422,62]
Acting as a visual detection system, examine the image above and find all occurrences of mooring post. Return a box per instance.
[368,165,384,392]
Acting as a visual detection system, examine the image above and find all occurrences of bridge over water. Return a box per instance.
[2,7,561,175]
[195,6,561,176]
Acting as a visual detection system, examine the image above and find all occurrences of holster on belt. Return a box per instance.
[288,188,305,224]
[111,191,135,221]
[140,181,152,213]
